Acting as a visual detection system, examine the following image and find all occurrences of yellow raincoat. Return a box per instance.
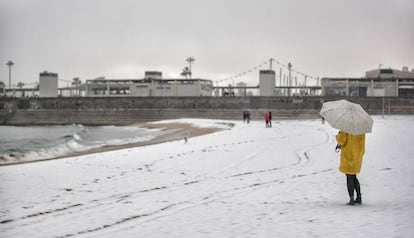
[336,131,365,174]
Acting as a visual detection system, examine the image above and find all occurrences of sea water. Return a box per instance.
[0,124,160,164]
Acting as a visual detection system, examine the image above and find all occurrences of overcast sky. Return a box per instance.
[1,0,413,87]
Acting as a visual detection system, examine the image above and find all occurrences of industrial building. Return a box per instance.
[321,67,414,97]
[84,71,213,97]
[2,66,414,99]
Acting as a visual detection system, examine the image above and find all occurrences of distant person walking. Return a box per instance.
[243,110,251,123]
[246,111,250,123]
[268,111,272,127]
[336,131,366,205]
[264,112,270,128]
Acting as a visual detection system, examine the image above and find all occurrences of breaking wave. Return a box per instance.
[0,124,159,164]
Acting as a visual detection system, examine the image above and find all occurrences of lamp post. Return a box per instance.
[7,60,14,93]
[287,62,292,96]
[186,57,195,79]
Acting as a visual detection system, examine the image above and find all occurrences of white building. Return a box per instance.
[321,67,414,97]
[236,82,247,96]
[84,71,213,97]
[39,71,58,98]
[259,70,275,96]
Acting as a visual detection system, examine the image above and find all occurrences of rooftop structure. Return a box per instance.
[259,70,276,96]
[39,71,58,98]
[144,71,162,80]
[365,67,414,79]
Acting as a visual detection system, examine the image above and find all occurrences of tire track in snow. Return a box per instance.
[1,152,331,238]
[54,166,336,238]
[226,126,333,182]
[79,138,333,236]
[0,204,82,224]
[0,137,250,228]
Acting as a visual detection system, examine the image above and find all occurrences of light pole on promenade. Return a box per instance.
[287,62,292,96]
[186,57,195,79]
[6,60,14,93]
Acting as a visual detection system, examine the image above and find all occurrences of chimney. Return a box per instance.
[402,66,409,72]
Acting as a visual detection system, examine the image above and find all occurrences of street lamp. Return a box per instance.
[287,62,292,96]
[186,57,195,79]
[6,60,14,92]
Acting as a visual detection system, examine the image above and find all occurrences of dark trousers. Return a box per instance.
[346,174,361,200]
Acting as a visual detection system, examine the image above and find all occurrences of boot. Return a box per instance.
[355,180,362,205]
[347,198,355,206]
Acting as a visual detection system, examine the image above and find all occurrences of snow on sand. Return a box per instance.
[1,117,413,237]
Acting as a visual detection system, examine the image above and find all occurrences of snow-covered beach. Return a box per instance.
[0,122,221,166]
[1,116,413,237]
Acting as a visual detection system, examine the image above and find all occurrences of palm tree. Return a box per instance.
[181,67,191,79]
[17,82,25,97]
[72,78,81,96]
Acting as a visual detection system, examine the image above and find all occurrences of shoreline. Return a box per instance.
[0,122,225,167]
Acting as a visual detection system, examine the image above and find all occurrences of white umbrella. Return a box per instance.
[319,99,373,135]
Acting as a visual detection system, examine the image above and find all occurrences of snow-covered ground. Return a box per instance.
[1,116,413,237]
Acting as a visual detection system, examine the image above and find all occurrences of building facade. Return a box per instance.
[321,67,414,97]
[84,76,213,97]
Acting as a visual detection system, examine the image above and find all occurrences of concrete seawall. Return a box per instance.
[1,96,413,125]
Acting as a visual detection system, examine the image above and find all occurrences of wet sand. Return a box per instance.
[0,122,224,166]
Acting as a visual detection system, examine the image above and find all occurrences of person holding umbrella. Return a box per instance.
[336,131,365,205]
[320,99,373,206]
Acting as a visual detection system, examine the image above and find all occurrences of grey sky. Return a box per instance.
[1,0,413,87]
